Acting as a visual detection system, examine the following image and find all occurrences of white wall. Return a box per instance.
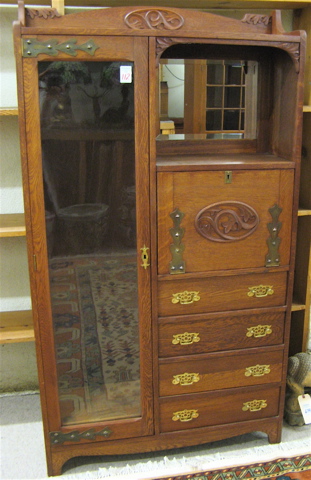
[0,7,36,392]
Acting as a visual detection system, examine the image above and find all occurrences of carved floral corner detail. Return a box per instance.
[241,14,271,26]
[26,8,61,19]
[275,42,300,73]
[156,37,185,61]
[124,9,184,30]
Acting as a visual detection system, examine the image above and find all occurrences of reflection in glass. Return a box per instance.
[206,110,222,131]
[224,110,240,130]
[207,87,223,108]
[207,63,223,84]
[225,63,244,85]
[38,61,141,426]
[224,87,242,109]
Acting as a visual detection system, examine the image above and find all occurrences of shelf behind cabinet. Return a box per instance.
[0,107,18,116]
[0,310,34,344]
[0,214,26,237]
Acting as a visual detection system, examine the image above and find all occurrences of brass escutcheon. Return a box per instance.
[246,325,272,338]
[172,409,199,422]
[140,245,150,269]
[172,372,200,386]
[247,285,274,298]
[245,364,271,377]
[171,291,200,305]
[172,332,200,345]
[242,399,267,412]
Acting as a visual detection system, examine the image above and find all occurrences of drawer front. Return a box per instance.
[159,386,280,433]
[158,311,285,357]
[157,170,294,274]
[159,348,283,396]
[158,272,287,316]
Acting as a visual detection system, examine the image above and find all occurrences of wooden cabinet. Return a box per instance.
[14,3,306,476]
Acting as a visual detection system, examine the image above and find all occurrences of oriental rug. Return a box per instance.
[49,254,140,425]
[151,455,311,480]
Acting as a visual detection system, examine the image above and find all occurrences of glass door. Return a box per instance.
[22,36,152,440]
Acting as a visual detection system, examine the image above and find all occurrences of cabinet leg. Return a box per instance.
[47,455,65,477]
[267,422,282,444]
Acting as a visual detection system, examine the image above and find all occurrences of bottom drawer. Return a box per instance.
[159,386,280,433]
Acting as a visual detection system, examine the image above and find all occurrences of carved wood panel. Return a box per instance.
[195,201,260,243]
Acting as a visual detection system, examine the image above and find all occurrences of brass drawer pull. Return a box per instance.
[172,332,200,345]
[172,372,200,386]
[242,399,267,412]
[172,409,199,422]
[247,285,274,298]
[172,290,200,305]
[246,325,272,338]
[245,364,271,377]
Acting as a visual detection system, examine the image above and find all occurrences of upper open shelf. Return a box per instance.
[1,0,310,8]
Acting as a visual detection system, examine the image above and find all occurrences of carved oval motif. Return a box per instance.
[124,9,184,30]
[195,201,259,243]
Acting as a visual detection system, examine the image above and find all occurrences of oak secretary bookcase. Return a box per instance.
[14,4,305,476]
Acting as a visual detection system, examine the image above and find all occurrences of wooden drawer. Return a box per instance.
[159,385,280,433]
[158,310,285,357]
[157,170,294,274]
[158,347,283,396]
[158,272,287,317]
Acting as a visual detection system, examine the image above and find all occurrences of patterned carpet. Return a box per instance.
[152,455,311,480]
[49,254,140,425]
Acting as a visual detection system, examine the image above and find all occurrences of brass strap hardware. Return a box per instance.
[172,409,199,422]
[247,285,274,298]
[172,372,200,386]
[245,364,271,377]
[172,332,200,345]
[140,245,150,269]
[242,399,267,412]
[169,208,186,274]
[246,325,272,338]
[172,290,200,305]
[265,204,282,267]
[22,38,99,57]
[50,427,112,444]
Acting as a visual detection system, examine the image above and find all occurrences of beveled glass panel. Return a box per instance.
[159,54,257,139]
[38,61,140,426]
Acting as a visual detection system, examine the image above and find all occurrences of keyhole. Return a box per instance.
[225,171,232,184]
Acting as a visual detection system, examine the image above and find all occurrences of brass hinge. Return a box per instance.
[22,38,99,57]
[33,254,37,272]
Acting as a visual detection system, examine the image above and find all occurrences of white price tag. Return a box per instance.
[298,394,311,424]
[120,65,132,83]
